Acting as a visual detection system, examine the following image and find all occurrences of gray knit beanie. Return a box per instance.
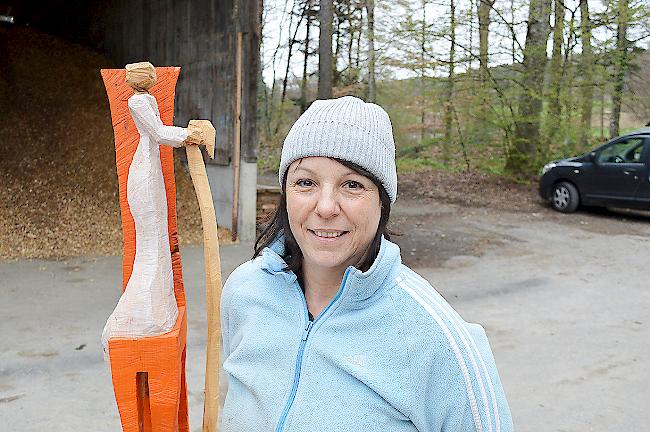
[279,96,397,203]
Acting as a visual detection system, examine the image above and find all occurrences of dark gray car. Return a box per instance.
[539,127,650,213]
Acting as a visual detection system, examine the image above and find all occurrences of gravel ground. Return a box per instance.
[2,198,649,432]
[393,168,650,267]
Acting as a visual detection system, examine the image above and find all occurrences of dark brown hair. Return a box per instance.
[253,158,392,279]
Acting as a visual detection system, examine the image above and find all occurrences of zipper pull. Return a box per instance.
[302,321,313,341]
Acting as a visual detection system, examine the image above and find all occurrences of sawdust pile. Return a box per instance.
[0,26,231,261]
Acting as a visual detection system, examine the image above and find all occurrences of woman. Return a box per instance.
[219,96,513,431]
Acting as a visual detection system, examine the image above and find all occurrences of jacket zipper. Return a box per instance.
[274,268,352,432]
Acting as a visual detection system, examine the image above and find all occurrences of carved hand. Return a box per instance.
[187,120,216,159]
[185,121,206,145]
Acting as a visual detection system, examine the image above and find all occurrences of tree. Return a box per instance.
[443,0,456,163]
[273,0,305,135]
[478,0,495,88]
[366,0,376,102]
[419,0,428,143]
[578,0,594,149]
[507,0,552,174]
[609,0,630,138]
[319,0,334,99]
[300,0,315,113]
[546,0,565,151]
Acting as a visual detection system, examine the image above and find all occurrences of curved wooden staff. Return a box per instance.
[185,120,222,432]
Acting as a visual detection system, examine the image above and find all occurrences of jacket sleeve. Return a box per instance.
[128,96,188,147]
[216,275,233,432]
[409,320,514,432]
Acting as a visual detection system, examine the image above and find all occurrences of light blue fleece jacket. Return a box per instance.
[219,235,514,432]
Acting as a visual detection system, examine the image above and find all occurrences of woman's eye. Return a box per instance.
[345,180,364,190]
[296,179,314,187]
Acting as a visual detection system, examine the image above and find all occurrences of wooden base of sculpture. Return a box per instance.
[101,67,189,432]
[108,307,188,432]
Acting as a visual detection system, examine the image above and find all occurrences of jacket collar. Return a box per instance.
[260,233,402,305]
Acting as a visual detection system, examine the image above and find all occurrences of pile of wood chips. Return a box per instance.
[0,27,231,261]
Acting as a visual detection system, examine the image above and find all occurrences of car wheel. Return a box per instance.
[551,181,579,213]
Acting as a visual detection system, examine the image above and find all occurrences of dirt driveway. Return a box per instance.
[391,193,650,431]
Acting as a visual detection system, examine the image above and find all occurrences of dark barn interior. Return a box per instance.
[0,0,260,259]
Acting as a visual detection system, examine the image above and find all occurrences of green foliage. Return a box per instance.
[396,157,445,172]
[258,0,650,180]
[257,147,282,175]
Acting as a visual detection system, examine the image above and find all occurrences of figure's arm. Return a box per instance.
[128,96,188,147]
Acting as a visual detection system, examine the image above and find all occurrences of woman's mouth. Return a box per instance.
[308,229,348,240]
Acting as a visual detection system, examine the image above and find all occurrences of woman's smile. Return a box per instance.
[308,229,349,240]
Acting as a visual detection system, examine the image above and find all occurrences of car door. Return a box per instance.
[633,137,650,207]
[583,136,646,205]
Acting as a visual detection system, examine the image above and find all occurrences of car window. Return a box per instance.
[597,138,645,164]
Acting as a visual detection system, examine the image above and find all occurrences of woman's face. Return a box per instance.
[285,157,382,274]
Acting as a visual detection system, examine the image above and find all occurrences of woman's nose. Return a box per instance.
[314,187,340,218]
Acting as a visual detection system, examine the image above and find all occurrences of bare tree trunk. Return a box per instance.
[333,3,342,87]
[546,0,565,153]
[273,0,304,135]
[609,0,629,138]
[562,9,577,152]
[469,0,475,70]
[507,0,551,175]
[347,1,355,79]
[319,0,334,99]
[355,12,362,71]
[443,0,456,164]
[478,0,495,87]
[300,0,313,113]
[477,0,495,147]
[420,0,427,144]
[510,0,517,63]
[366,0,376,102]
[578,0,594,149]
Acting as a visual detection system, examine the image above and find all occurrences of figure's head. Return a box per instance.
[125,62,157,93]
[255,96,397,275]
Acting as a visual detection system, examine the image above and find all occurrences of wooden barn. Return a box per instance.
[3,0,261,244]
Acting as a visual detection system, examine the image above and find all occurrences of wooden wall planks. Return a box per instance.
[90,0,259,165]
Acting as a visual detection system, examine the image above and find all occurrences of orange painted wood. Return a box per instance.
[108,307,189,432]
[101,67,189,432]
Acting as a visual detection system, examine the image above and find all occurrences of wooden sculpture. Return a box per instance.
[101,62,194,355]
[100,63,220,432]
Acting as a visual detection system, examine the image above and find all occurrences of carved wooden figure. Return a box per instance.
[101,63,209,432]
[101,62,192,355]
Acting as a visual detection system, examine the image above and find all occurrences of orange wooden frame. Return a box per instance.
[101,67,189,432]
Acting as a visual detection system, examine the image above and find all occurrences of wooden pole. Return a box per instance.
[232,32,243,242]
[185,121,222,432]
